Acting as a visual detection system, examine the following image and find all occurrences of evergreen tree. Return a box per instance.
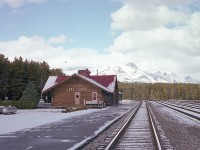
[118,82,200,100]
[0,54,65,101]
[0,54,10,100]
[50,68,64,76]
[9,57,25,100]
[20,82,39,101]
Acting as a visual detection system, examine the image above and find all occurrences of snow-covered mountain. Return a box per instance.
[97,62,199,84]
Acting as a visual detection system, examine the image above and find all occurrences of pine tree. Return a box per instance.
[50,68,64,76]
[20,82,39,101]
[0,54,10,100]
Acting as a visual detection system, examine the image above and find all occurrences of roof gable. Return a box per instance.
[76,74,113,93]
[42,76,57,92]
[90,75,116,87]
[42,74,117,93]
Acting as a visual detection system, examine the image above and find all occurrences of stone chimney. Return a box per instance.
[78,69,91,77]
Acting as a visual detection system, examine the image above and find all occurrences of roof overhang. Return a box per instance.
[42,73,115,93]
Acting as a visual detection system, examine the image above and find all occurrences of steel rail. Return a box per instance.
[105,101,161,150]
[146,101,162,150]
[161,102,200,114]
[75,101,142,150]
[104,101,142,150]
[158,102,200,121]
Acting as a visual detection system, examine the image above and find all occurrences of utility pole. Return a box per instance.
[65,61,67,73]
[41,76,42,100]
[39,63,44,103]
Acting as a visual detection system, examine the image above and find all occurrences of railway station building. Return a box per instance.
[42,69,119,106]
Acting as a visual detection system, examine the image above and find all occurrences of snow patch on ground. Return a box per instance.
[154,102,200,126]
[0,108,101,135]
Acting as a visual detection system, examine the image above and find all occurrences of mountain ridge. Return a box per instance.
[97,62,199,84]
[65,62,199,84]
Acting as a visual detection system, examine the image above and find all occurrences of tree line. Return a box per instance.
[1,53,199,101]
[0,54,64,101]
[119,82,200,100]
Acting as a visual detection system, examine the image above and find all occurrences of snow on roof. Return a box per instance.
[107,76,116,92]
[76,74,113,93]
[42,74,117,93]
[42,76,57,92]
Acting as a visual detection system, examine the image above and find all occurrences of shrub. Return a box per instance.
[62,105,87,113]
[0,100,38,109]
[7,82,40,109]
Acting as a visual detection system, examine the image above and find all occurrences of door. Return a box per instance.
[74,92,81,105]
[92,92,97,101]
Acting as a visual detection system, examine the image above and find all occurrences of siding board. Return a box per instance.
[52,76,103,106]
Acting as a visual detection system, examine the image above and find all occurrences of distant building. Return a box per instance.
[42,69,119,106]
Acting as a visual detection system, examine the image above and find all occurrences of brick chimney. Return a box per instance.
[78,69,91,77]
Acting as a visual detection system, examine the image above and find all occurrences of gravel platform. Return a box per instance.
[149,101,200,150]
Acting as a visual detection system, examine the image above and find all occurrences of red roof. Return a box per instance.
[55,75,116,88]
[42,73,117,93]
[90,75,116,87]
[55,76,69,83]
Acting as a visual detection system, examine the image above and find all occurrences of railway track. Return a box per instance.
[82,100,199,150]
[157,101,200,121]
[165,101,200,113]
[101,101,162,150]
[174,101,200,110]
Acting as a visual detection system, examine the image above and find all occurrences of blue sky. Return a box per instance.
[0,0,121,51]
[0,0,200,80]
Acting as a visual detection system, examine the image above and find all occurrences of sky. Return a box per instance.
[0,0,200,80]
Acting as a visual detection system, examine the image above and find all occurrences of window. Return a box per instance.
[92,92,97,100]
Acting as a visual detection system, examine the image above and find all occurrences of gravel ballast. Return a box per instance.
[149,101,200,150]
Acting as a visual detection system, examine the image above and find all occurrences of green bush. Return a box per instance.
[0,100,38,109]
[1,82,41,109]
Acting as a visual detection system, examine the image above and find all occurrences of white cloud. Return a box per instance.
[111,2,190,31]
[27,0,46,4]
[120,0,200,7]
[0,0,25,8]
[0,35,126,71]
[48,34,73,44]
[0,0,46,8]
[108,0,200,80]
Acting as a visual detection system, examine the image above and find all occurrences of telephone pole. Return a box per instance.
[65,61,67,74]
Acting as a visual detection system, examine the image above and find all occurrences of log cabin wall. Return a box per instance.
[52,76,103,106]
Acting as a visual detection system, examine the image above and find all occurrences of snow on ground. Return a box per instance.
[0,108,101,135]
[163,103,200,118]
[152,102,200,126]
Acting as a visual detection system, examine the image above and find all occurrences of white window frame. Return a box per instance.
[92,92,97,101]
